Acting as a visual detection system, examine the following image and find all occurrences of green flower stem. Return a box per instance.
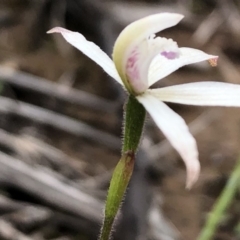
[123,95,146,153]
[197,156,240,240]
[100,151,135,240]
[99,95,146,240]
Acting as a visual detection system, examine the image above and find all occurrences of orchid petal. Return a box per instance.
[112,13,183,94]
[149,82,240,107]
[137,93,200,188]
[148,47,218,87]
[122,36,180,94]
[47,27,123,85]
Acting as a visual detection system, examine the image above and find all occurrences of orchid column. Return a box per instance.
[48,12,240,240]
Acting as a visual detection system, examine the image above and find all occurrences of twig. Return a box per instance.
[218,0,240,38]
[4,206,51,232]
[192,10,224,46]
[0,128,86,178]
[0,66,116,113]
[0,151,103,222]
[80,169,112,190]
[148,196,180,240]
[0,220,33,240]
[0,194,99,239]
[0,96,121,151]
[0,195,26,214]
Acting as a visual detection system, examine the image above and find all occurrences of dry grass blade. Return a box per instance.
[0,128,86,176]
[0,195,26,214]
[0,96,120,151]
[192,10,224,46]
[148,196,180,240]
[3,206,51,232]
[0,151,103,222]
[0,66,116,113]
[218,0,240,38]
[0,219,34,240]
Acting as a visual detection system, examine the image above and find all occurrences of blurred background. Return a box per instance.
[0,0,240,239]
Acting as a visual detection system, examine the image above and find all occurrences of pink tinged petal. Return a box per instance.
[149,82,240,107]
[47,27,123,85]
[125,46,144,93]
[137,93,200,188]
[148,47,218,87]
[112,13,184,94]
[125,37,180,94]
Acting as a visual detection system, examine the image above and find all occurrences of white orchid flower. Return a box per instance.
[48,13,240,188]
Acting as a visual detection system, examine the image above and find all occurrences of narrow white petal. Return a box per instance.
[149,82,240,107]
[48,27,123,85]
[137,93,200,188]
[148,47,217,87]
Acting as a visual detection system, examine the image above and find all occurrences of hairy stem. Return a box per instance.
[99,151,135,240]
[99,95,146,240]
[123,95,146,153]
